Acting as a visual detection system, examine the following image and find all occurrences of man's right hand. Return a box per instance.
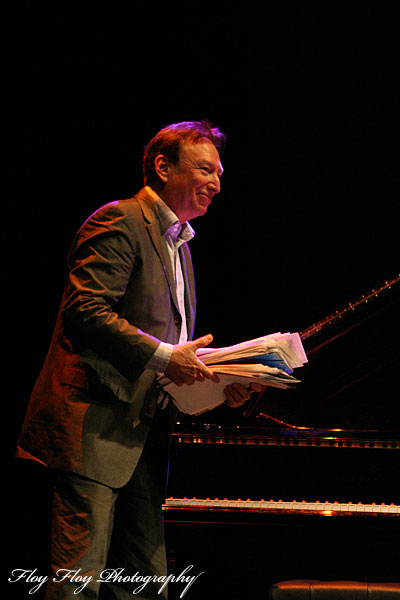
[164,334,220,387]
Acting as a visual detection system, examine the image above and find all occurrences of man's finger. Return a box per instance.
[195,359,220,383]
[249,383,267,393]
[190,334,214,351]
[191,334,218,381]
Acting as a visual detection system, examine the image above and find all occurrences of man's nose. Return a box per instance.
[208,173,221,194]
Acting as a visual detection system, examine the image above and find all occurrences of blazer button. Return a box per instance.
[174,314,181,324]
[145,407,155,420]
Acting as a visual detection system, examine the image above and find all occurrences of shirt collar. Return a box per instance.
[145,185,195,243]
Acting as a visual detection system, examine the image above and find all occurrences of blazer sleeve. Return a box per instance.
[62,202,160,379]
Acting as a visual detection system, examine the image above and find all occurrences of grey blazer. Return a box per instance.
[16,188,196,487]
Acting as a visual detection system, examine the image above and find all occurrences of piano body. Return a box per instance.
[163,277,400,599]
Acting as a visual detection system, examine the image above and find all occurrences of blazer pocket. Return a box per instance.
[61,363,89,391]
[61,362,122,404]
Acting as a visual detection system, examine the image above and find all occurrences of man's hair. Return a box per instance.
[143,120,226,186]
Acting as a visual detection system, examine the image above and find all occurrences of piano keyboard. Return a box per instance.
[173,431,400,450]
[163,497,400,516]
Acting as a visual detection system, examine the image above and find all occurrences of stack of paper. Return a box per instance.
[161,332,308,415]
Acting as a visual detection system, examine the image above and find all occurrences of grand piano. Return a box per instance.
[163,276,400,599]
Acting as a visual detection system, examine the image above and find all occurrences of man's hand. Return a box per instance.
[224,382,266,408]
[164,334,220,387]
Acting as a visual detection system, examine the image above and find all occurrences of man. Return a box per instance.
[16,120,261,599]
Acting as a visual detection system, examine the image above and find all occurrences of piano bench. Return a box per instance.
[267,580,400,599]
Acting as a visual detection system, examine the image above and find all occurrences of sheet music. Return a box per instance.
[161,332,307,415]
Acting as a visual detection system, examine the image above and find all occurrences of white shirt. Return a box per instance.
[143,187,195,374]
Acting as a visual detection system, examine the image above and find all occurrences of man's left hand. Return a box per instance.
[224,382,266,408]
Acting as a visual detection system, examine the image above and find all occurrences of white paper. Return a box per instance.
[161,331,307,415]
[165,373,295,415]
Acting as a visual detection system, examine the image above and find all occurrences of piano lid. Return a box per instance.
[177,275,400,434]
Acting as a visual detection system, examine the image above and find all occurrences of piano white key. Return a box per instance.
[163,497,400,516]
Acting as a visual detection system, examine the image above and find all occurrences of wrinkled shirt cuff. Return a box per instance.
[145,342,173,373]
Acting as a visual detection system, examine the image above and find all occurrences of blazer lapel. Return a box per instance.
[136,189,180,313]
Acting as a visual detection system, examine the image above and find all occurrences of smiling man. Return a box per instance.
[16,120,262,599]
[152,137,223,222]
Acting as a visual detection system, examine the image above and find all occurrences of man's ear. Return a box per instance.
[154,154,170,184]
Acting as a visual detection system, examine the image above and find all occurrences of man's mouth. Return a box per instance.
[198,193,212,205]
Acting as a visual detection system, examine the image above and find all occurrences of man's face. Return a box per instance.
[160,140,223,223]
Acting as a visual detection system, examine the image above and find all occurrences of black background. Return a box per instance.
[6,1,400,596]
[9,2,399,433]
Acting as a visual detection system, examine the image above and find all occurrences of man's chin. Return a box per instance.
[191,204,209,220]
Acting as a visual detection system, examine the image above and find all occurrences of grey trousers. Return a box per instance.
[44,408,171,600]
